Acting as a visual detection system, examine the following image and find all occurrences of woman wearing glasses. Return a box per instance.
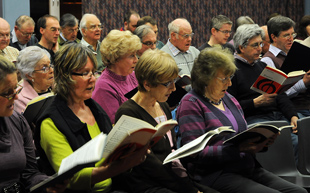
[35,43,148,193]
[92,30,141,124]
[177,47,305,193]
[113,49,215,193]
[14,46,54,114]
[0,56,67,193]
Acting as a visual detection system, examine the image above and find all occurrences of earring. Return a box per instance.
[32,79,34,82]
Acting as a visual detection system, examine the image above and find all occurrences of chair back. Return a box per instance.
[297,117,310,175]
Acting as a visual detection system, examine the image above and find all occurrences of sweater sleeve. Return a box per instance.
[40,118,111,191]
[177,97,242,165]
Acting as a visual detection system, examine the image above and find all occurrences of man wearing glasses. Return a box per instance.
[80,13,104,72]
[161,18,200,77]
[134,25,157,58]
[58,13,80,47]
[36,15,60,64]
[10,15,38,51]
[262,16,310,121]
[0,18,19,63]
[199,15,235,54]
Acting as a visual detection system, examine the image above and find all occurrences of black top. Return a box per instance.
[9,35,38,51]
[198,42,235,54]
[35,43,55,64]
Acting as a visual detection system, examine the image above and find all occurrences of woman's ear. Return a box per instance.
[143,80,151,92]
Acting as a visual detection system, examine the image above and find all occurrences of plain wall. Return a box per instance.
[1,0,30,30]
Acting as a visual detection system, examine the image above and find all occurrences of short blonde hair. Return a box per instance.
[135,49,179,92]
[100,30,141,67]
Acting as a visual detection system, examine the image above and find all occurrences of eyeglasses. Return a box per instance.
[280,32,297,40]
[49,27,61,32]
[19,30,34,37]
[161,78,177,88]
[71,71,99,79]
[217,74,234,84]
[176,32,194,39]
[0,33,10,39]
[67,28,79,33]
[215,28,232,35]
[142,41,157,47]
[0,84,23,100]
[33,64,54,73]
[248,42,264,49]
[87,24,103,31]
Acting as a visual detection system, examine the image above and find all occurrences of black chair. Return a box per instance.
[255,120,310,190]
[297,117,310,175]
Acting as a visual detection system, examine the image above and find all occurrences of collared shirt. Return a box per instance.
[11,29,26,50]
[166,39,192,57]
[59,33,67,42]
[234,53,256,67]
[261,44,306,97]
[0,46,19,63]
[80,38,104,72]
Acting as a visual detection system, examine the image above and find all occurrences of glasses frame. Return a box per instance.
[279,32,297,40]
[71,71,99,79]
[19,28,34,37]
[216,74,234,84]
[215,28,232,35]
[0,33,10,39]
[33,64,54,73]
[248,42,264,49]
[86,24,103,31]
[161,78,178,88]
[142,41,158,47]
[0,84,23,100]
[176,32,194,39]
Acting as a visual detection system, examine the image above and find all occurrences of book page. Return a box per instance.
[58,133,107,175]
[163,126,234,164]
[151,119,178,145]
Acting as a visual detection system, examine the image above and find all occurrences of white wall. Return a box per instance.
[1,0,30,30]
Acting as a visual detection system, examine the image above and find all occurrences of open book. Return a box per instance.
[223,123,293,145]
[30,115,177,192]
[280,41,310,74]
[251,66,305,94]
[163,126,234,164]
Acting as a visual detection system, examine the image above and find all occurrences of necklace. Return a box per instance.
[204,95,222,105]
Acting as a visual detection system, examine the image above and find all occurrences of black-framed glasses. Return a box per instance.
[71,71,99,79]
[280,32,297,40]
[215,28,232,35]
[142,41,158,47]
[0,84,23,100]
[217,74,234,84]
[176,32,194,39]
[248,42,264,49]
[161,78,177,88]
[33,64,54,73]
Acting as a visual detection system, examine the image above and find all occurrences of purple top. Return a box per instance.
[92,68,138,124]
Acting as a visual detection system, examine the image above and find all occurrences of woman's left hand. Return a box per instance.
[290,116,298,133]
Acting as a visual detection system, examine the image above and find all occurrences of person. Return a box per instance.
[15,46,54,114]
[0,55,67,193]
[0,17,19,63]
[58,13,80,47]
[261,16,310,119]
[36,14,60,64]
[136,16,165,49]
[177,47,307,193]
[133,25,157,58]
[35,43,149,192]
[120,9,140,33]
[228,16,255,46]
[113,49,217,193]
[199,15,235,54]
[79,13,104,72]
[227,24,300,161]
[260,25,270,55]
[296,15,310,41]
[10,15,38,51]
[161,18,200,76]
[92,30,141,124]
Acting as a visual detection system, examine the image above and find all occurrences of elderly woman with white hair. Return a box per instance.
[15,46,54,113]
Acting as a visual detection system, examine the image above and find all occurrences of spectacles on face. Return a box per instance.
[248,42,264,49]
[19,29,34,37]
[33,64,54,73]
[142,41,158,47]
[49,27,61,32]
[279,32,297,40]
[71,71,99,79]
[0,33,10,39]
[87,24,103,31]
[161,78,177,88]
[176,32,194,39]
[216,74,234,84]
[215,28,232,35]
[0,84,23,100]
[67,28,79,33]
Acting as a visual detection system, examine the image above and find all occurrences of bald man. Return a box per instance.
[260,25,270,55]
[161,18,200,76]
[0,18,19,63]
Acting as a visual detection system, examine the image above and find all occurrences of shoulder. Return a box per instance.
[160,44,170,52]
[189,46,200,55]
[198,43,208,51]
[8,110,30,135]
